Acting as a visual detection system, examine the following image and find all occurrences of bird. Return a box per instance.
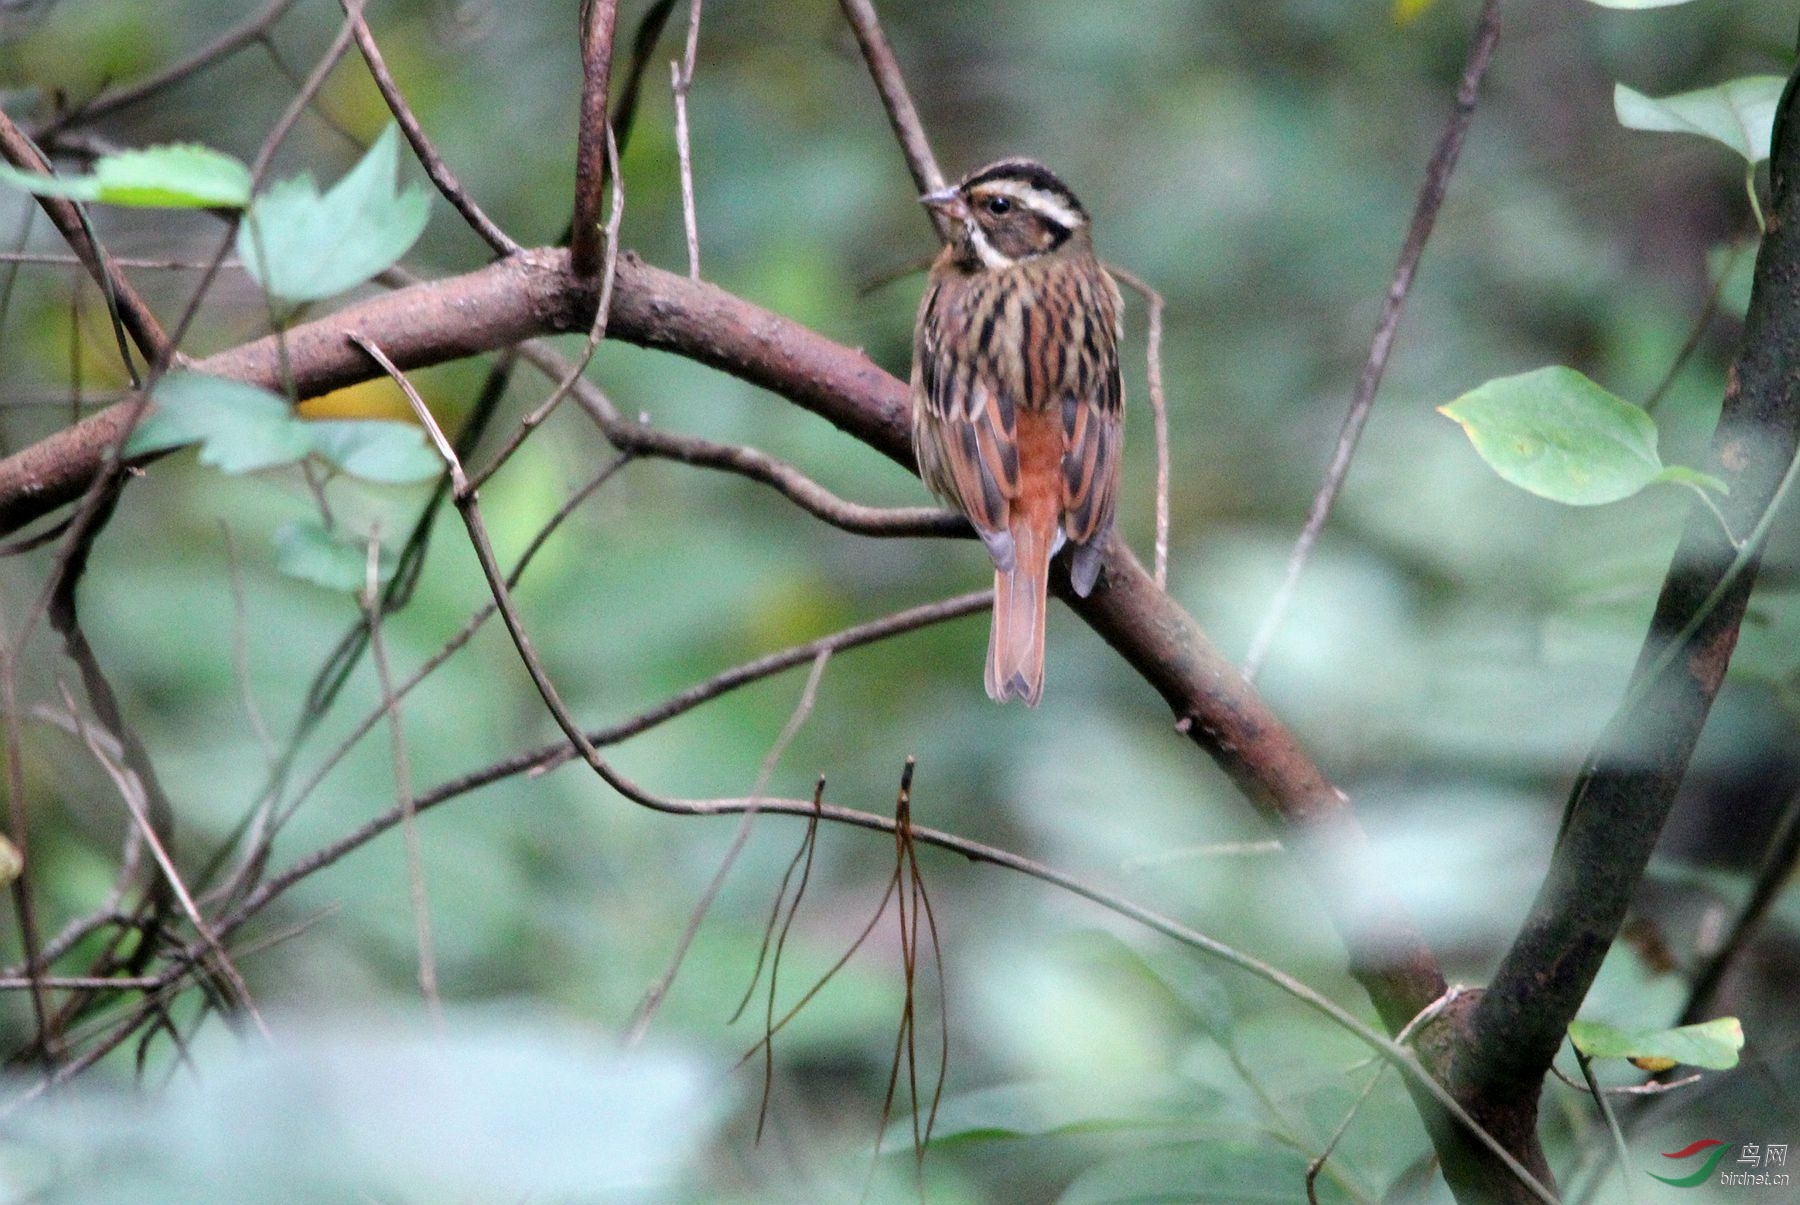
[910,159,1124,706]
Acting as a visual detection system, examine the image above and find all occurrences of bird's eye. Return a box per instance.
[984,195,1013,216]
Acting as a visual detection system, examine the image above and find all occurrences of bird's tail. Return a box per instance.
[985,521,1050,706]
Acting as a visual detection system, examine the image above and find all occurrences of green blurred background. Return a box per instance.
[0,0,1797,1200]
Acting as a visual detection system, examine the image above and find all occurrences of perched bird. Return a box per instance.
[911,159,1124,705]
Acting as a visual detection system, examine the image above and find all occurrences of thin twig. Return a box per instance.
[525,591,988,779]
[1548,1062,1700,1098]
[571,0,621,275]
[0,633,52,1065]
[211,659,1553,1205]
[467,126,623,493]
[0,111,171,366]
[1574,1045,1637,1205]
[0,976,161,991]
[624,647,830,1047]
[612,0,680,159]
[670,0,704,279]
[341,0,520,257]
[363,533,443,1027]
[34,0,302,135]
[221,525,277,770]
[58,683,270,1041]
[268,455,633,841]
[1108,266,1170,589]
[1643,241,1743,415]
[1306,1067,1386,1205]
[837,0,949,241]
[517,341,966,540]
[1679,784,1800,1024]
[0,251,242,271]
[1243,0,1501,680]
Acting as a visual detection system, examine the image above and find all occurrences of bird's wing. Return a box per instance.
[913,283,1020,556]
[1059,273,1124,549]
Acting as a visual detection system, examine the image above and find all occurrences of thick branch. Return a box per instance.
[0,245,1443,1026]
[1463,62,1800,1115]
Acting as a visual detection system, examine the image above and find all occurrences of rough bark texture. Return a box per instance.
[1455,63,1800,1169]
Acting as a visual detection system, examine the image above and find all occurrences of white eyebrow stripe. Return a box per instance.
[977,180,1085,231]
[966,221,1016,270]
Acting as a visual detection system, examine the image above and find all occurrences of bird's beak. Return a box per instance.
[920,186,967,220]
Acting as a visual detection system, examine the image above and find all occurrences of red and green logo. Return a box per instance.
[1650,1139,1733,1187]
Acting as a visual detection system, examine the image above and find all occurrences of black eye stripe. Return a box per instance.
[960,160,1087,218]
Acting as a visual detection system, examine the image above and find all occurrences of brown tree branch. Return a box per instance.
[515,341,967,539]
[837,0,950,241]
[0,111,171,368]
[1461,60,1800,1124]
[570,0,620,275]
[0,247,1443,1023]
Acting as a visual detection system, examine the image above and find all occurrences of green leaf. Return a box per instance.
[274,521,396,593]
[1615,76,1786,164]
[93,144,252,207]
[126,372,313,474]
[1439,366,1664,505]
[0,143,250,208]
[0,162,101,201]
[307,420,443,484]
[1568,1016,1744,1070]
[237,124,430,304]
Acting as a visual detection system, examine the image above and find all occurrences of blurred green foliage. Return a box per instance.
[0,0,1797,1200]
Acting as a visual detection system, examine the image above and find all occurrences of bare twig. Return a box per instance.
[1678,785,1800,1024]
[612,0,680,158]
[1306,1067,1387,1205]
[570,0,621,275]
[1243,0,1501,680]
[342,0,520,257]
[221,526,277,769]
[517,341,966,540]
[1548,1062,1700,1098]
[670,0,704,278]
[468,127,623,492]
[837,0,949,240]
[1574,1045,1637,1205]
[0,634,52,1064]
[1643,241,1744,415]
[750,781,825,1142]
[34,0,302,135]
[0,110,171,367]
[352,331,756,821]
[624,647,830,1047]
[268,455,633,841]
[1108,267,1170,589]
[0,252,242,271]
[59,683,269,1041]
[363,533,443,1027]
[0,976,161,992]
[525,591,987,779]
